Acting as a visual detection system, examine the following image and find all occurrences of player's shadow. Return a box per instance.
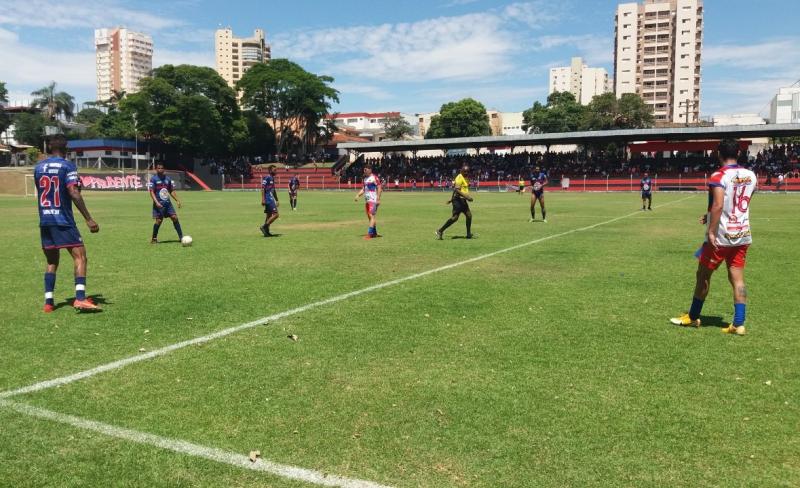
[53,294,110,312]
[451,235,476,240]
[264,234,282,238]
[699,316,729,328]
[157,239,181,244]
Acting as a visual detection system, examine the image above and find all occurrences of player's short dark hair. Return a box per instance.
[155,162,165,168]
[268,164,276,171]
[718,139,740,160]
[48,134,67,154]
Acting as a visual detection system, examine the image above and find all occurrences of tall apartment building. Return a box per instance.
[215,28,271,88]
[614,0,703,124]
[549,57,611,105]
[95,28,153,102]
[769,86,800,124]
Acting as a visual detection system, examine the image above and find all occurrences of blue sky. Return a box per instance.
[1,0,798,118]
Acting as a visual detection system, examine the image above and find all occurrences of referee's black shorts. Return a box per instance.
[452,197,470,215]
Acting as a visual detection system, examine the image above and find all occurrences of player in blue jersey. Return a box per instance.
[288,174,300,211]
[260,165,280,237]
[34,134,100,312]
[529,166,548,222]
[640,172,653,211]
[148,163,184,244]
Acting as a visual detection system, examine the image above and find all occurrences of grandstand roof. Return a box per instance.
[338,123,800,152]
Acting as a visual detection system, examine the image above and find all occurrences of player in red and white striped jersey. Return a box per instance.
[671,139,757,335]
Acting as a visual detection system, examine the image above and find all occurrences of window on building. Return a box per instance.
[105,151,112,156]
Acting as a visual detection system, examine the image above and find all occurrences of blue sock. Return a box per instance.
[75,276,86,301]
[152,222,161,239]
[733,303,746,326]
[173,220,183,239]
[689,297,704,320]
[368,226,374,236]
[44,272,56,306]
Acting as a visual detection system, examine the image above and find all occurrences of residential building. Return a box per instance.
[326,112,418,141]
[769,86,800,124]
[215,28,271,88]
[549,57,611,105]
[614,0,703,124]
[66,139,150,169]
[500,112,526,136]
[95,28,153,102]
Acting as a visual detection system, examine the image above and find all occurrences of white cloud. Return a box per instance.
[0,28,95,88]
[272,2,561,84]
[333,83,394,101]
[502,1,560,28]
[704,38,800,70]
[0,0,183,31]
[533,35,613,66]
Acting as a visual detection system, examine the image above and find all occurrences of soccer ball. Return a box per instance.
[181,236,193,247]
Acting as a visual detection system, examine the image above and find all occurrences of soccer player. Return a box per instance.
[436,163,473,240]
[288,173,300,210]
[670,139,757,335]
[518,176,525,194]
[354,165,382,239]
[529,166,548,222]
[640,172,653,211]
[149,163,184,244]
[35,134,100,312]
[260,165,279,237]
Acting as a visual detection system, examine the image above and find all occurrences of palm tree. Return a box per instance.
[31,82,75,121]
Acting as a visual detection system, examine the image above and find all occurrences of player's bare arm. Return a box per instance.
[707,186,724,248]
[170,190,182,208]
[68,185,99,233]
[272,189,279,207]
[149,189,163,208]
[261,187,266,206]
[376,183,382,204]
[354,188,364,201]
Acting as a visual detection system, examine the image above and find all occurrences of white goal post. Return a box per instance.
[24,174,35,197]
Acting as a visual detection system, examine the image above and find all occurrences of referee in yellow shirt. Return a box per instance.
[436,163,474,239]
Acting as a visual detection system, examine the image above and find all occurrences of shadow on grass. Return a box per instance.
[53,294,111,313]
[700,316,729,328]
[450,235,477,240]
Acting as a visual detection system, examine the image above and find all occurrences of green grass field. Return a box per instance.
[1,190,798,487]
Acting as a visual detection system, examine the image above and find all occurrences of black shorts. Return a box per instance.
[642,192,652,199]
[452,198,470,215]
[533,190,544,199]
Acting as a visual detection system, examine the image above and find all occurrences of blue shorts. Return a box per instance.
[533,190,544,199]
[40,225,83,250]
[264,199,278,214]
[152,203,176,219]
[642,192,652,198]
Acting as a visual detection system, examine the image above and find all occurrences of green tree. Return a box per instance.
[239,110,276,156]
[425,98,491,139]
[582,92,654,131]
[237,59,339,156]
[616,93,654,129]
[31,82,75,121]
[92,109,134,139]
[0,81,9,135]
[75,107,106,126]
[122,65,248,158]
[13,112,56,148]
[522,91,586,134]
[382,115,414,140]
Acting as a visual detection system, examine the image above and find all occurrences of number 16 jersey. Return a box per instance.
[707,164,756,247]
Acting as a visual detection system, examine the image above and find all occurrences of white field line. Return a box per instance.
[0,399,392,488]
[0,195,694,401]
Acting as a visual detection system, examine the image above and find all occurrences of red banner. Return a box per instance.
[80,174,144,190]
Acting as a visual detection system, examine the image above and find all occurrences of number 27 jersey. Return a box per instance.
[707,164,756,247]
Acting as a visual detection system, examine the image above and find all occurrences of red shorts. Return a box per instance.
[699,243,749,270]
[365,202,379,216]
